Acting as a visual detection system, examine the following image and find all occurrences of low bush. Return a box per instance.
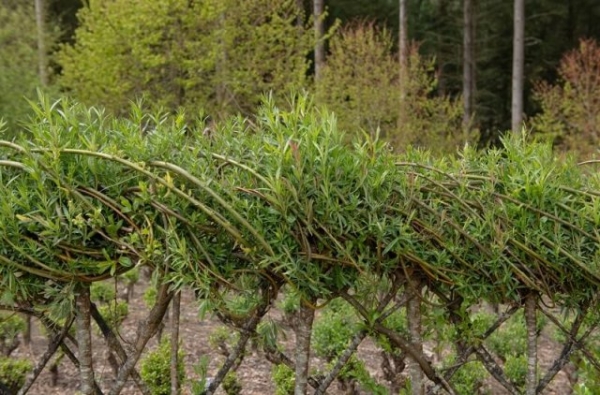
[272,364,294,395]
[140,338,185,395]
[0,313,25,356]
[0,356,32,393]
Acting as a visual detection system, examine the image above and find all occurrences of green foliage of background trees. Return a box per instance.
[316,23,473,155]
[0,1,49,137]
[531,39,600,160]
[3,0,600,150]
[58,0,312,117]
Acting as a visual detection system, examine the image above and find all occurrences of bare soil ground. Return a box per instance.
[12,283,574,395]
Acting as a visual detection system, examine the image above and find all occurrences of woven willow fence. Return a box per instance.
[1,96,600,394]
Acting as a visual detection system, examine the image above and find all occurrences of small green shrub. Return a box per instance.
[90,281,116,304]
[122,267,140,284]
[336,357,387,395]
[504,354,527,390]
[573,350,600,394]
[0,313,25,356]
[0,356,32,393]
[209,326,239,350]
[140,338,185,395]
[222,371,242,395]
[96,301,129,330]
[272,364,294,395]
[276,288,301,316]
[311,300,385,393]
[312,299,357,360]
[448,358,488,394]
[143,286,157,308]
[190,356,210,395]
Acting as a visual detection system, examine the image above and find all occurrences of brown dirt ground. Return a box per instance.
[12,282,574,395]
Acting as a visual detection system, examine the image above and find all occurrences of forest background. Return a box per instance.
[2,0,600,157]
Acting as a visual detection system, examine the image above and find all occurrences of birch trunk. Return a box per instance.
[35,0,48,86]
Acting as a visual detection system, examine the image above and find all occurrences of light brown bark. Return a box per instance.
[399,0,409,128]
[296,0,304,27]
[463,0,475,127]
[170,292,181,395]
[407,280,423,395]
[34,0,48,86]
[525,294,537,395]
[294,299,316,395]
[76,284,95,395]
[313,0,325,80]
[399,0,408,70]
[511,0,525,133]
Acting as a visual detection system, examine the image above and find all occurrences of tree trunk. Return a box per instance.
[170,292,181,395]
[23,315,32,347]
[296,0,304,28]
[294,299,316,395]
[524,294,537,395]
[216,11,227,114]
[406,280,424,395]
[399,0,408,71]
[75,284,95,395]
[463,0,475,128]
[398,0,409,130]
[511,0,525,133]
[436,0,448,96]
[34,0,48,86]
[313,0,325,80]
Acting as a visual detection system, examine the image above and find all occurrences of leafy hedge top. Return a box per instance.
[1,95,599,311]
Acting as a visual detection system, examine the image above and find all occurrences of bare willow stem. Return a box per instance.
[205,296,270,395]
[108,283,173,395]
[18,316,74,395]
[90,303,150,395]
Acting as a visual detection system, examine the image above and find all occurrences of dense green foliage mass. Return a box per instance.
[1,95,600,316]
[58,0,312,117]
